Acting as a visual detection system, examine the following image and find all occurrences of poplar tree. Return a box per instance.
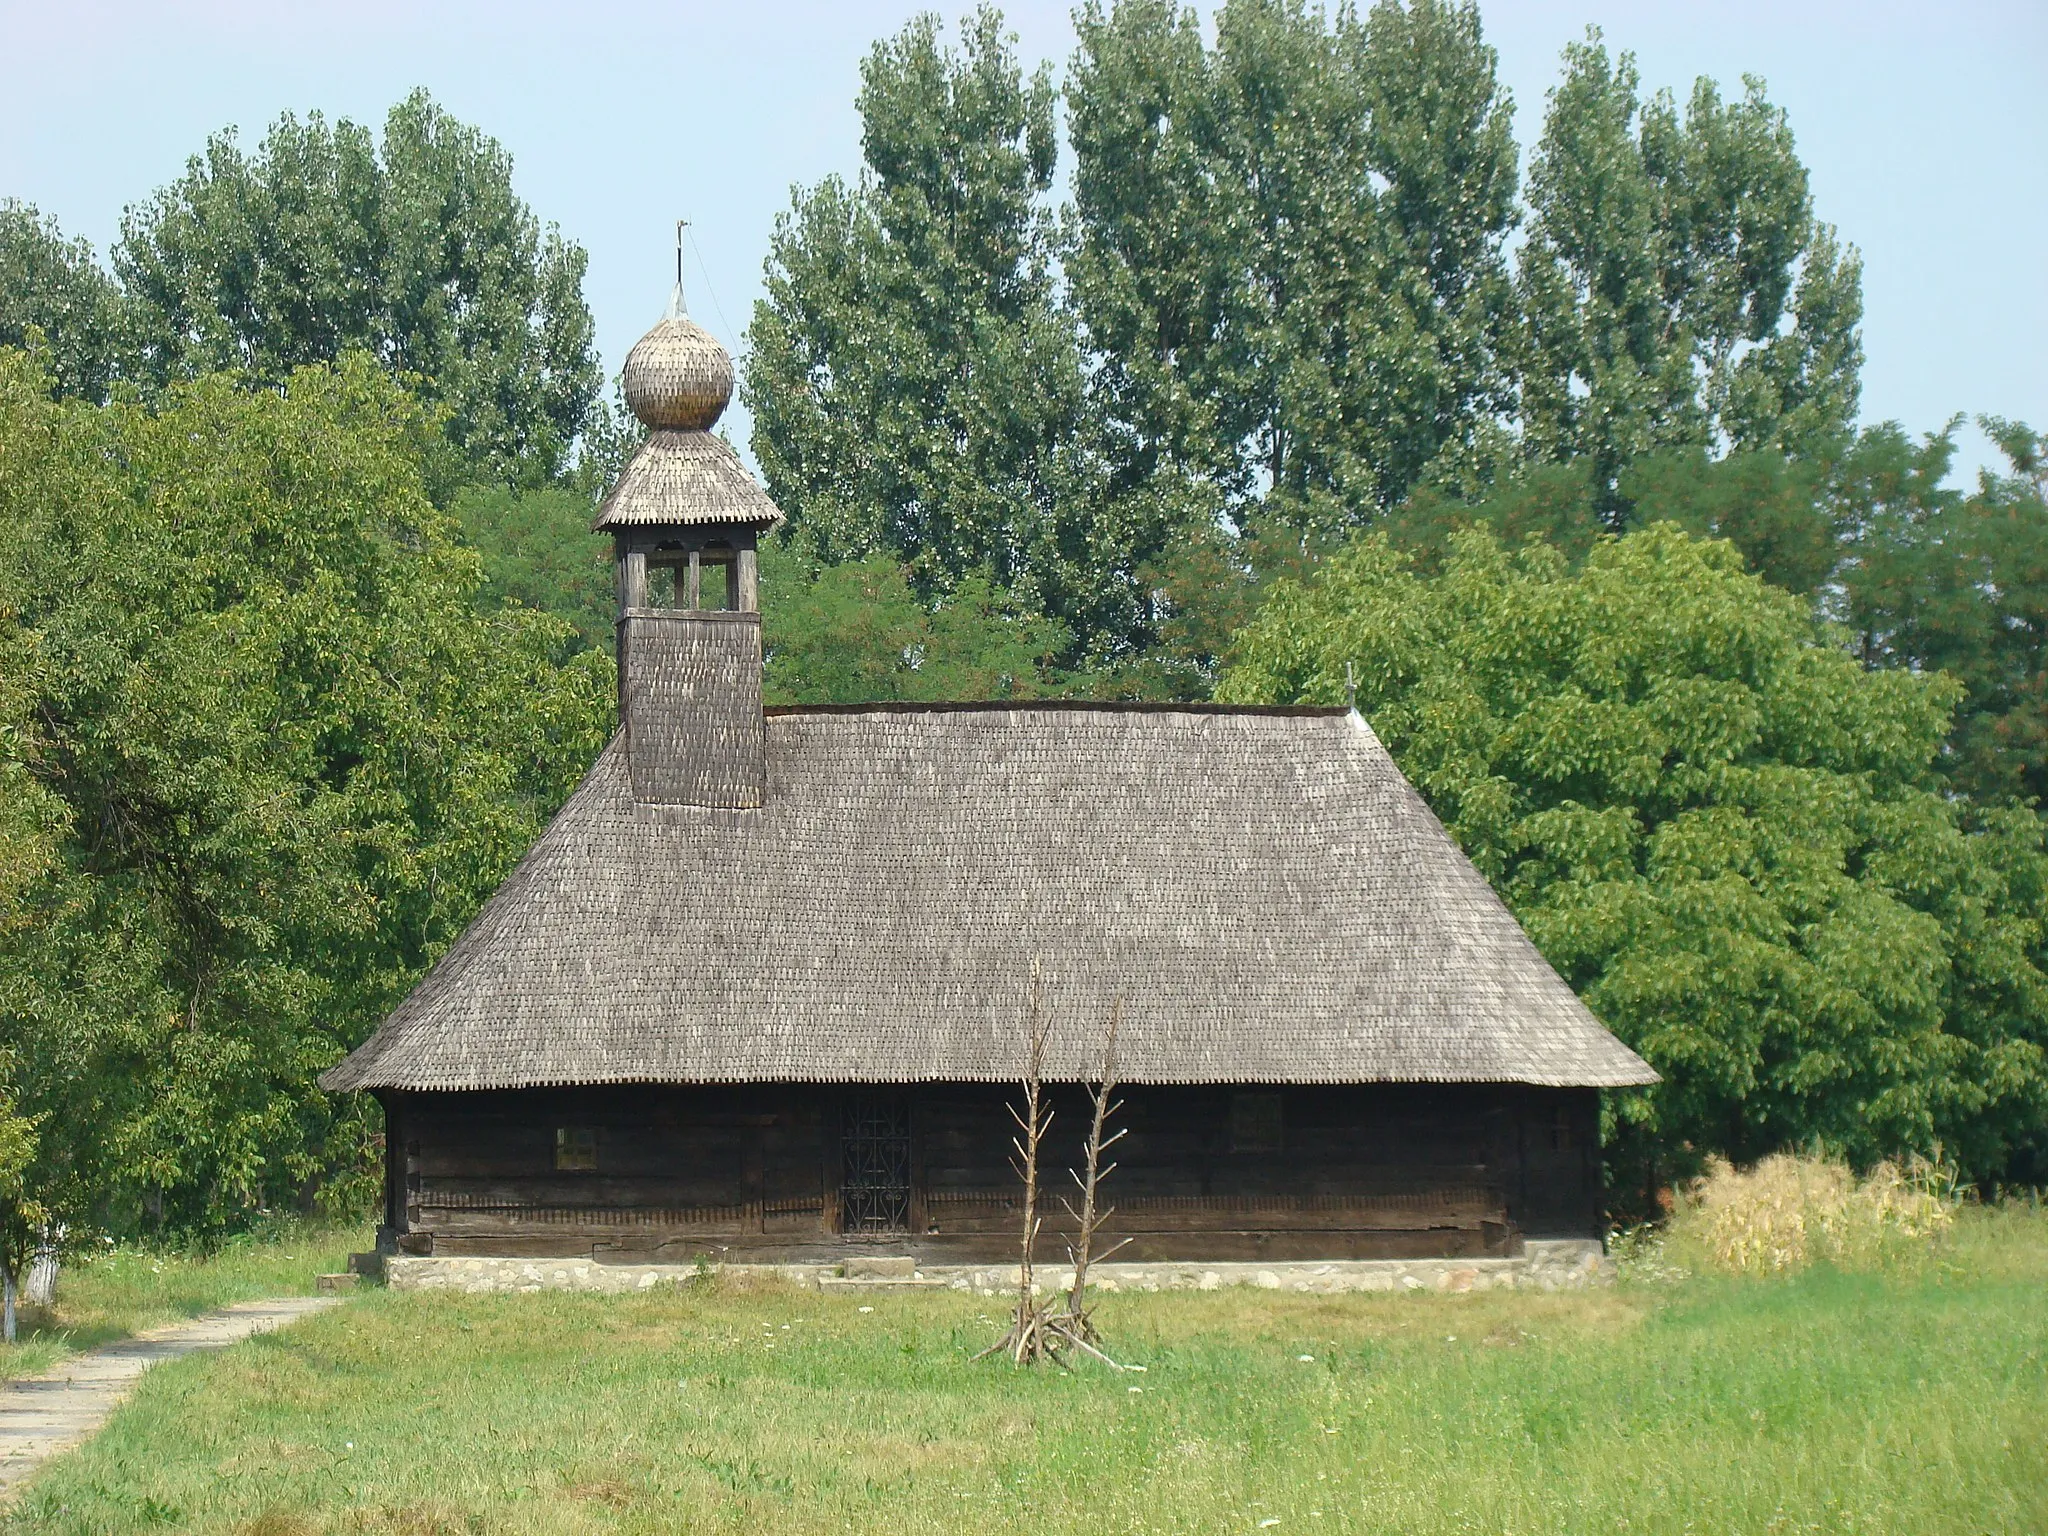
[747,9,1123,639]
[1067,0,1519,529]
[115,90,600,482]
[1513,32,1864,521]
[0,202,124,403]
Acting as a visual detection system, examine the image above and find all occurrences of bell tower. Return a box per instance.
[596,261,783,808]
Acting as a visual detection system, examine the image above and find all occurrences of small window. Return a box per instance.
[1230,1093,1284,1153]
[554,1127,597,1171]
[646,566,677,607]
[1550,1108,1575,1152]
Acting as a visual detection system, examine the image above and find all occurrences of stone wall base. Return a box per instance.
[384,1240,1610,1297]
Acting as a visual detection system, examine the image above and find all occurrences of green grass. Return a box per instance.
[4,1208,2046,1534]
[0,1223,372,1379]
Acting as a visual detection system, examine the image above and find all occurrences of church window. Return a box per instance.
[1550,1107,1575,1151]
[554,1126,598,1171]
[1230,1093,1283,1153]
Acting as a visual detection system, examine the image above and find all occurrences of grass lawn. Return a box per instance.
[3,1209,2044,1535]
[0,1224,372,1381]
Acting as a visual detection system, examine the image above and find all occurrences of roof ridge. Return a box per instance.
[762,700,1348,718]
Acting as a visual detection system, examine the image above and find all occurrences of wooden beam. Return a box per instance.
[736,547,759,612]
[618,549,647,614]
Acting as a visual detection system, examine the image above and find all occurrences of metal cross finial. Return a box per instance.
[675,218,689,312]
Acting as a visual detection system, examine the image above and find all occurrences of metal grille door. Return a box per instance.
[841,1098,912,1233]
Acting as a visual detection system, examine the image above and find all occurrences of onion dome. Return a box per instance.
[595,286,783,533]
[620,286,734,431]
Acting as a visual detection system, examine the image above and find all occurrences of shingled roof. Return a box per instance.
[322,704,1655,1093]
[593,430,785,531]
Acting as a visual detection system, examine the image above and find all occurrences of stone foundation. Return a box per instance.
[384,1240,1610,1296]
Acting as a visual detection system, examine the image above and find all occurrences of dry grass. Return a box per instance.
[1651,1152,1958,1277]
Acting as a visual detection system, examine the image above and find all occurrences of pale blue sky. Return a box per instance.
[3,0,2041,480]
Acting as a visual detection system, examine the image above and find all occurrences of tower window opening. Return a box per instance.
[696,557,730,610]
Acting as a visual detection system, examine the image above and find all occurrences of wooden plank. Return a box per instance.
[736,547,759,612]
[618,550,647,613]
[396,1081,1573,1259]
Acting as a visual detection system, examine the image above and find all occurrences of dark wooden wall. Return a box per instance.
[379,1083,1601,1262]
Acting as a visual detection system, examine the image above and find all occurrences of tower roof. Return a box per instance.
[595,284,784,533]
[593,430,784,530]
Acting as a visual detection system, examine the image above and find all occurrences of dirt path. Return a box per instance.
[0,1297,340,1497]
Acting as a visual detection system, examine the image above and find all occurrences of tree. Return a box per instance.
[760,538,1075,704]
[1067,0,1519,532]
[1220,524,2048,1195]
[455,483,616,655]
[1513,32,1863,519]
[0,1080,41,1343]
[0,201,124,403]
[1391,445,1840,597]
[1839,418,2048,809]
[0,347,613,1237]
[115,90,599,483]
[748,9,1138,649]
[1390,414,2048,814]
[1064,0,1235,511]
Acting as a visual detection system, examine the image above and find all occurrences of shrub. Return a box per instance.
[1668,1152,1956,1275]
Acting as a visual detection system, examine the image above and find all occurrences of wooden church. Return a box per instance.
[321,282,1655,1268]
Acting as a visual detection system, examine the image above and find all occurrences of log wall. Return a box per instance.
[378,1083,1601,1262]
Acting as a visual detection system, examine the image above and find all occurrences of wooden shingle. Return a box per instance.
[322,704,1656,1093]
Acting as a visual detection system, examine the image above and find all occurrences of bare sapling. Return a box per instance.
[977,980,1131,1371]
[1060,995,1130,1346]
[976,960,1057,1365]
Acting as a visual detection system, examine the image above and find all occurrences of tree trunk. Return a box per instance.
[1065,997,1124,1320]
[3,1257,17,1346]
[26,1228,59,1308]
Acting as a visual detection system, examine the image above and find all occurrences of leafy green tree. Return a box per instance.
[115,90,599,482]
[760,539,1075,703]
[1839,418,2048,808]
[1063,0,1233,512]
[0,201,125,402]
[1155,437,1841,698]
[1221,524,2048,1196]
[748,8,1139,647]
[0,347,612,1236]
[1514,32,1863,519]
[1393,446,1840,597]
[1067,0,1519,529]
[1390,414,2048,815]
[455,483,616,654]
